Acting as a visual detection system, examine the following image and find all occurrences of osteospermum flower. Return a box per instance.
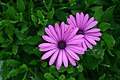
[67,12,102,50]
[38,22,84,70]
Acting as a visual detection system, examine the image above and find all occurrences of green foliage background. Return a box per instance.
[0,0,120,80]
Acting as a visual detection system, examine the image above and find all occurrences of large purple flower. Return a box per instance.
[38,22,84,70]
[67,12,102,50]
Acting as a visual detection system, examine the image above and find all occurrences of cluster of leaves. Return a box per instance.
[0,0,120,80]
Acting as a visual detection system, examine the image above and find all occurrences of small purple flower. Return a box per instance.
[38,22,84,70]
[67,12,102,50]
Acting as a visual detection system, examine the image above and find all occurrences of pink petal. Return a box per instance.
[86,32,102,36]
[38,43,56,48]
[62,50,68,67]
[83,17,94,31]
[84,39,93,49]
[55,23,61,41]
[66,28,79,41]
[70,15,77,27]
[67,46,84,54]
[85,35,100,41]
[42,35,56,43]
[85,28,100,33]
[39,43,56,51]
[61,22,65,40]
[79,12,84,30]
[67,18,76,28]
[76,12,80,28]
[48,25,59,41]
[67,35,83,43]
[66,52,76,66]
[56,50,63,70]
[66,39,82,45]
[64,26,73,40]
[45,28,56,41]
[84,21,98,31]
[85,37,97,45]
[41,49,57,60]
[82,41,87,51]
[49,49,59,65]
[65,48,80,60]
[83,14,89,26]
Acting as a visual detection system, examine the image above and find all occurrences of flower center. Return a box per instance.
[77,30,84,35]
[58,41,66,49]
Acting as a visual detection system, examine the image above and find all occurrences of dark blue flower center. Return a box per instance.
[58,41,66,49]
[77,30,84,34]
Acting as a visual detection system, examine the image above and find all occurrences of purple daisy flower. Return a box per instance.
[38,22,84,70]
[67,12,102,50]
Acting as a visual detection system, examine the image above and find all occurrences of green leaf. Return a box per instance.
[28,0,34,13]
[49,65,59,78]
[94,6,103,21]
[5,26,14,36]
[41,61,47,67]
[77,64,83,72]
[99,22,110,31]
[37,10,44,19]
[7,68,20,77]
[98,74,106,80]
[102,6,116,22]
[30,60,38,65]
[37,27,45,36]
[23,45,34,54]
[27,36,40,45]
[67,67,75,73]
[0,36,5,43]
[66,77,75,80]
[7,5,19,20]
[5,59,20,67]
[84,54,103,70]
[47,8,54,19]
[16,0,25,12]
[12,45,18,55]
[31,14,37,25]
[44,73,55,80]
[102,33,115,48]
[58,75,65,80]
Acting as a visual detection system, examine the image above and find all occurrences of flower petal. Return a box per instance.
[67,18,76,28]
[66,52,76,66]
[39,43,56,51]
[61,22,65,40]
[48,25,59,41]
[55,23,61,41]
[85,28,100,33]
[70,15,77,27]
[67,46,84,54]
[84,39,93,49]
[65,48,80,60]
[84,21,98,31]
[85,35,100,41]
[62,50,68,67]
[41,49,57,60]
[79,12,84,30]
[86,32,102,36]
[45,28,56,41]
[67,35,83,43]
[66,28,79,41]
[83,14,89,27]
[49,49,59,65]
[82,41,87,51]
[56,50,63,70]
[85,36,97,45]
[83,17,94,31]
[42,35,56,43]
[76,12,80,28]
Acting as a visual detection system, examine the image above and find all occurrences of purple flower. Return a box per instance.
[67,12,102,50]
[38,22,84,70]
